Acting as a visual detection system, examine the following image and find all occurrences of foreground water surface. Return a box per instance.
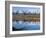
[12,21,40,31]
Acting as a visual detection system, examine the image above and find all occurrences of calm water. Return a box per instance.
[12,21,40,31]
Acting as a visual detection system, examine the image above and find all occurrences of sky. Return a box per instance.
[12,7,40,13]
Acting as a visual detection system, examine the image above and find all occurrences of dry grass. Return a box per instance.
[13,15,40,22]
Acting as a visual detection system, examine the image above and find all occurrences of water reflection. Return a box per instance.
[12,21,40,31]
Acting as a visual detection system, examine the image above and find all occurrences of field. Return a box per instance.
[13,14,40,22]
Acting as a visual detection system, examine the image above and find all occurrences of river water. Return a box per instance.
[12,21,40,31]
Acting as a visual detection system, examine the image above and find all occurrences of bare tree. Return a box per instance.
[16,10,19,15]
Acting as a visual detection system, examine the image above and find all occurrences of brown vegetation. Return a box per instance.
[13,15,40,22]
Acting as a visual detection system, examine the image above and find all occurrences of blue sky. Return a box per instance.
[12,7,40,13]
